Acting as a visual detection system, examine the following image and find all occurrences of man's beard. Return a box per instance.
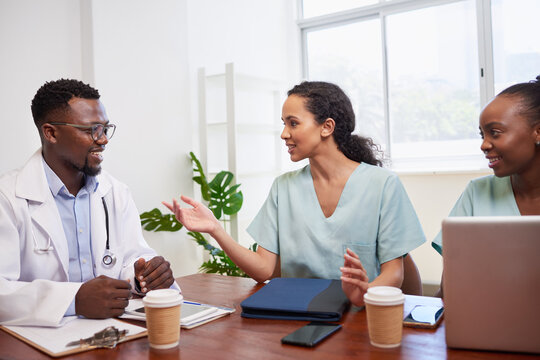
[77,156,101,177]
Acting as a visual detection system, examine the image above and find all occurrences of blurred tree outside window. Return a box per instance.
[301,0,540,171]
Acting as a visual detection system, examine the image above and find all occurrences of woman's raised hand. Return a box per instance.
[340,248,369,307]
[163,195,221,235]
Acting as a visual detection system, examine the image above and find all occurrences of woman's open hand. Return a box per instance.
[163,195,221,235]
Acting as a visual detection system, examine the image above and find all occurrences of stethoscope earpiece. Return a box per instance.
[34,244,54,254]
[31,220,54,254]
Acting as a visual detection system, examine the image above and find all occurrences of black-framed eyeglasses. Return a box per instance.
[48,122,116,141]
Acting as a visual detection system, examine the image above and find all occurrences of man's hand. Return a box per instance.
[134,256,174,293]
[75,275,131,318]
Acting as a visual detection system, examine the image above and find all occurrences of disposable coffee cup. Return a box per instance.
[143,289,183,349]
[363,286,405,348]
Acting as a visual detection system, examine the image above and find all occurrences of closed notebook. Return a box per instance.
[241,278,350,321]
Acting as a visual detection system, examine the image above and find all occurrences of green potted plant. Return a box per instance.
[140,152,256,277]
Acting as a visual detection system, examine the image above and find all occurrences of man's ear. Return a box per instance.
[41,123,58,144]
[321,118,335,138]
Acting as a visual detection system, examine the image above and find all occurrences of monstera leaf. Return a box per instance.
[188,152,243,219]
[140,208,183,232]
[189,151,211,201]
[140,152,251,277]
[207,171,243,219]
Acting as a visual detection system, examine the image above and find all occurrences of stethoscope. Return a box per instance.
[101,197,117,267]
[32,221,54,254]
[32,197,117,268]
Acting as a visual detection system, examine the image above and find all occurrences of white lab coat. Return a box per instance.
[0,149,163,326]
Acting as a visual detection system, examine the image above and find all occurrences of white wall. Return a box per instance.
[399,170,490,284]
[185,0,301,147]
[90,0,199,276]
[185,0,299,80]
[182,0,301,259]
[0,0,83,174]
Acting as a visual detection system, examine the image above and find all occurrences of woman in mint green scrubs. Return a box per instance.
[165,81,425,307]
[432,76,540,255]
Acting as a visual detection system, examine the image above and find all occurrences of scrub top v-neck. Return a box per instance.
[308,164,358,221]
[247,163,426,281]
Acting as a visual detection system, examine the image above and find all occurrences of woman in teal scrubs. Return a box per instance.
[165,81,425,306]
[432,76,540,255]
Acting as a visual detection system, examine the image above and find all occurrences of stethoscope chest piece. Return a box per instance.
[102,249,117,267]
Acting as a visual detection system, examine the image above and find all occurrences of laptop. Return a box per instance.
[442,216,540,354]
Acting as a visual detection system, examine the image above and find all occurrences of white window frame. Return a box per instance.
[298,0,497,173]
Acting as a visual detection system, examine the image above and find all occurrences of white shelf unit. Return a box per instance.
[198,63,284,243]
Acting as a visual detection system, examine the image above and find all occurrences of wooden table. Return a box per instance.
[1,274,538,359]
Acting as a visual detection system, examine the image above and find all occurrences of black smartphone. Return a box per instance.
[403,305,444,329]
[281,322,342,347]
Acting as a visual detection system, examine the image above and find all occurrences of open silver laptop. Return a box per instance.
[442,216,540,354]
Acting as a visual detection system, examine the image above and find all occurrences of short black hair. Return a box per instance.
[31,79,100,127]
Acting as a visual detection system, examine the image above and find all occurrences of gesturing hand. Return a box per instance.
[75,275,131,319]
[340,248,369,307]
[134,256,175,293]
[162,195,221,235]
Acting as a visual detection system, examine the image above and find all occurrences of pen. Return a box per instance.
[184,301,202,306]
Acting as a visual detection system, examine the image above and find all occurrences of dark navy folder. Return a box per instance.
[240,278,350,321]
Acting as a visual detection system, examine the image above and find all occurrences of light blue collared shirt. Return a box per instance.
[43,159,99,316]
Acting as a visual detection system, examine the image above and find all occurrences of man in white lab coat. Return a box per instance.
[0,79,178,326]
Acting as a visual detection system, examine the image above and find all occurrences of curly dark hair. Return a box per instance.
[497,75,540,127]
[31,78,100,127]
[287,81,383,166]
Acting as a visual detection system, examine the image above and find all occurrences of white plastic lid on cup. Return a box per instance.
[143,289,183,308]
[363,286,405,306]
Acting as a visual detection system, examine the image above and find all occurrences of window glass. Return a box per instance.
[386,0,482,169]
[306,19,385,148]
[302,0,379,18]
[492,0,540,94]
[301,0,540,171]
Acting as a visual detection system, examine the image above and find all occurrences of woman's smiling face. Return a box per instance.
[280,95,325,162]
[479,95,539,178]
